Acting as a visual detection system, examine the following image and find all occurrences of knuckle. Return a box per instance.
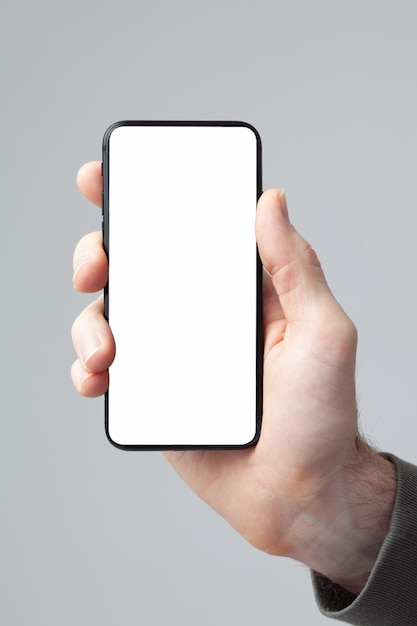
[270,259,298,298]
[312,313,358,365]
[302,241,322,269]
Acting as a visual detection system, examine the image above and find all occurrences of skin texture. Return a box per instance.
[72,162,396,595]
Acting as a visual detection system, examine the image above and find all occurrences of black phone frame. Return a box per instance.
[102,120,263,451]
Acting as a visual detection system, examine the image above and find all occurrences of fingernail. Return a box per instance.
[279,189,289,221]
[79,332,102,368]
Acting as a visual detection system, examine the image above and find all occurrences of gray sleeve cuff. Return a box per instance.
[312,454,417,625]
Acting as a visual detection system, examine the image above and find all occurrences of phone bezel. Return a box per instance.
[102,120,263,450]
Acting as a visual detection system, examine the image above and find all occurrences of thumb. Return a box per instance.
[255,189,338,324]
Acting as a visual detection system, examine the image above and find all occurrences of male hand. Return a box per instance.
[72,162,396,595]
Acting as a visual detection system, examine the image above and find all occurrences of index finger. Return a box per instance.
[76,161,102,207]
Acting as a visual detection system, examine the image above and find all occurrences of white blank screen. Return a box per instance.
[105,123,260,448]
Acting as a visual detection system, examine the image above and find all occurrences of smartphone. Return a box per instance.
[102,121,263,450]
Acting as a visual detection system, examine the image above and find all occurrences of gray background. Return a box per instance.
[2,0,417,624]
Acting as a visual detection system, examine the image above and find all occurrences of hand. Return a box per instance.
[72,162,396,595]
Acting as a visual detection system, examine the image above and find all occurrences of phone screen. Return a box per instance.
[103,121,262,449]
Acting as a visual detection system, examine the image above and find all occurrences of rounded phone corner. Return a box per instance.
[104,395,128,451]
[102,120,133,151]
[241,425,261,449]
[235,120,262,146]
[105,422,127,451]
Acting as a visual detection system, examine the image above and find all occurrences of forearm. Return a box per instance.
[285,441,397,595]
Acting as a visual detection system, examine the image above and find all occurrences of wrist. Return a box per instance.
[286,441,397,595]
